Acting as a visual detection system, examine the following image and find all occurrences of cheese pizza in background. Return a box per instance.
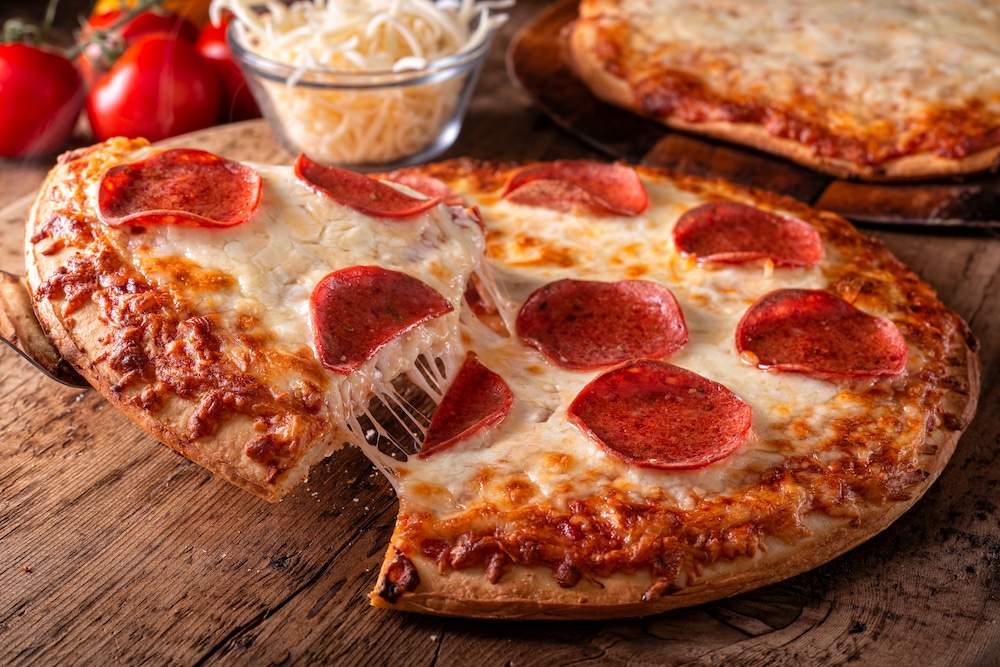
[564,0,1000,181]
[25,140,979,619]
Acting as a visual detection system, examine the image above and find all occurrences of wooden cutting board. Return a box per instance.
[2,14,1000,659]
[507,0,1000,227]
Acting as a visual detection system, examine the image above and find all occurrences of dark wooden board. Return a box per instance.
[507,0,1000,227]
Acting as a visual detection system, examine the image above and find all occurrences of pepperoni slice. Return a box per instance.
[384,172,488,231]
[501,161,649,217]
[97,148,262,228]
[516,279,688,370]
[568,360,752,469]
[295,154,442,218]
[384,172,466,207]
[310,266,453,374]
[673,201,823,267]
[418,353,514,459]
[736,289,908,377]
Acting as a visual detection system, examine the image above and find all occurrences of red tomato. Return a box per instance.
[86,34,220,143]
[78,9,199,86]
[195,17,260,122]
[0,43,83,158]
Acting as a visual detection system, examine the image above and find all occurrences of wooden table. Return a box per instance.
[2,1,999,664]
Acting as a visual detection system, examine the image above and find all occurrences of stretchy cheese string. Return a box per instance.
[349,347,463,481]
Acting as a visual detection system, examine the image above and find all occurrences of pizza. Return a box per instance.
[563,0,1000,181]
[24,138,978,619]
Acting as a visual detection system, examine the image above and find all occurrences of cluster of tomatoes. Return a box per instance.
[0,2,259,159]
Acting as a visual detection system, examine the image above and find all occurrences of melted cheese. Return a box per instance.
[597,0,1000,133]
[84,149,928,525]
[93,148,484,457]
[392,175,923,517]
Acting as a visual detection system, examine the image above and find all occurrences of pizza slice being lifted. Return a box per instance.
[24,140,978,619]
[25,138,485,501]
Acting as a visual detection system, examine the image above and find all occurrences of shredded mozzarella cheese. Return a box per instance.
[212,0,510,165]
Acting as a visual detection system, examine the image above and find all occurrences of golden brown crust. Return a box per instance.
[23,145,980,619]
[24,138,336,502]
[657,117,1000,182]
[368,158,980,619]
[564,13,1000,181]
[374,340,977,620]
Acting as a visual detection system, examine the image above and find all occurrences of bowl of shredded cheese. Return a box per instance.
[217,0,507,170]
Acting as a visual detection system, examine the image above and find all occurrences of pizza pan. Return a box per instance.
[0,269,89,388]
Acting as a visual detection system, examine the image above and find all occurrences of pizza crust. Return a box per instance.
[372,325,978,619]
[363,158,980,619]
[659,117,1000,182]
[23,143,981,619]
[24,140,337,501]
[563,14,1000,181]
[22,138,483,503]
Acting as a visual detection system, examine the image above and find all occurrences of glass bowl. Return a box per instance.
[227,14,497,172]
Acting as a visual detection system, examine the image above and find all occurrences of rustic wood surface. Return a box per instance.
[2,1,999,665]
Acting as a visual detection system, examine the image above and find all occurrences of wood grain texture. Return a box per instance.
[1,1,999,664]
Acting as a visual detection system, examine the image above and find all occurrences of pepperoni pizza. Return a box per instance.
[564,0,1000,181]
[24,138,979,619]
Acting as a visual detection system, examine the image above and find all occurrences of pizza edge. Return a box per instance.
[563,18,1000,182]
[364,159,981,620]
[370,317,979,620]
[21,143,983,620]
[23,138,335,503]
